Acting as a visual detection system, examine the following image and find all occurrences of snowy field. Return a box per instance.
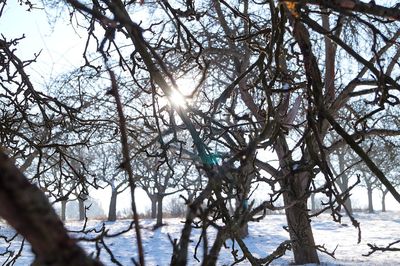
[1,212,399,265]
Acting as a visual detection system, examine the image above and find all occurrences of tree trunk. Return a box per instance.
[234,160,253,239]
[61,200,67,222]
[310,193,316,212]
[284,198,319,264]
[381,190,388,212]
[108,190,118,221]
[367,187,374,213]
[344,196,353,215]
[235,197,249,238]
[78,196,86,221]
[155,196,164,227]
[237,220,249,239]
[338,181,353,215]
[282,172,320,265]
[150,196,157,219]
[336,153,353,216]
[275,134,319,264]
[0,148,102,265]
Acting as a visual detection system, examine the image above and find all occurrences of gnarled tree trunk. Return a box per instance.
[282,171,320,264]
[0,149,102,265]
[276,132,320,264]
[235,196,249,239]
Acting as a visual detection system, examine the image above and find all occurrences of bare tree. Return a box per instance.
[136,154,188,228]
[354,138,400,212]
[91,144,128,221]
[1,0,400,265]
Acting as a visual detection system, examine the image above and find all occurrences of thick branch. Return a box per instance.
[321,110,400,203]
[285,0,400,21]
[0,148,102,266]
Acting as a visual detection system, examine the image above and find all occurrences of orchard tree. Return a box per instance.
[353,138,400,212]
[136,155,188,228]
[0,2,102,264]
[1,1,400,266]
[91,143,129,221]
[328,145,360,215]
[62,1,400,264]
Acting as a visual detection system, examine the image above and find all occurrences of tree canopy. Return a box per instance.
[0,0,399,265]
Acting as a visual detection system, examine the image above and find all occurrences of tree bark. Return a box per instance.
[235,197,249,238]
[275,133,319,264]
[203,229,226,266]
[367,187,374,213]
[381,190,388,212]
[237,220,249,239]
[61,200,67,222]
[280,6,322,263]
[150,196,157,219]
[108,190,118,222]
[336,151,353,215]
[0,149,102,265]
[78,195,87,221]
[336,179,354,215]
[156,195,164,227]
[344,196,353,215]
[311,193,316,212]
[282,172,320,265]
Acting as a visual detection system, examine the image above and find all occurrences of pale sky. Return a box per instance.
[2,2,84,84]
[1,1,399,215]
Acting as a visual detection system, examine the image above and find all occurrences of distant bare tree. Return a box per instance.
[90,144,128,221]
[136,154,188,228]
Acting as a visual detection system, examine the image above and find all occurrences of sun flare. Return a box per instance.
[167,88,187,108]
[159,77,197,109]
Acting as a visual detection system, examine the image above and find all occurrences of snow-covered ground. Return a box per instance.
[1,212,399,265]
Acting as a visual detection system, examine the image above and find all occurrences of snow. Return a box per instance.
[1,212,400,265]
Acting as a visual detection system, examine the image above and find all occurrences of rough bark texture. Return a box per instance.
[0,148,102,266]
[108,190,118,222]
[237,220,249,239]
[276,133,320,264]
[150,196,157,219]
[282,172,320,265]
[281,6,322,264]
[235,197,249,238]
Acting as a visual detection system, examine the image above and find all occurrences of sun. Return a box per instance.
[167,88,187,109]
[159,77,197,109]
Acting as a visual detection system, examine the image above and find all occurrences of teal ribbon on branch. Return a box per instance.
[242,199,248,210]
